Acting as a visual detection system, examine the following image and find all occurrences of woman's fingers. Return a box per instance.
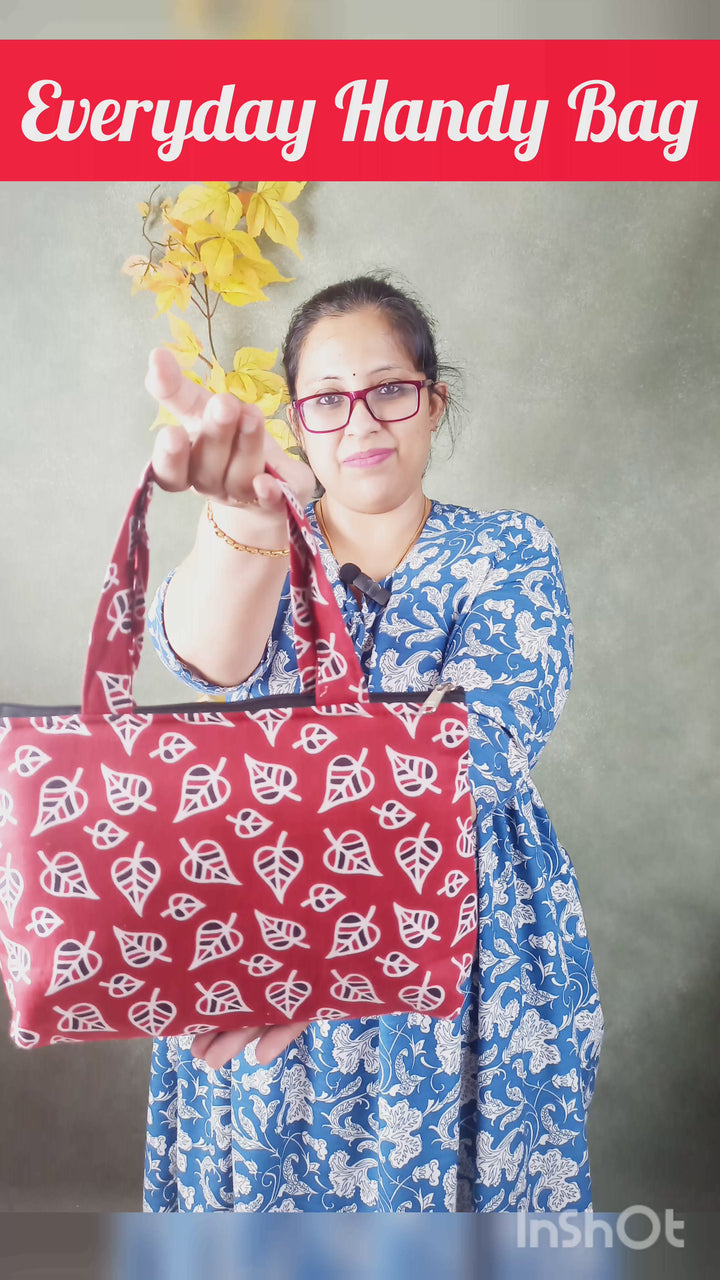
[151,423,193,493]
[250,470,287,513]
[254,1021,311,1065]
[189,393,262,501]
[147,346,210,495]
[190,1021,311,1071]
[145,347,210,430]
[191,1026,264,1070]
[220,410,282,512]
[145,345,317,509]
[149,382,266,506]
[261,432,319,510]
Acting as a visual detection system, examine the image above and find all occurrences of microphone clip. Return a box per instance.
[339,562,392,607]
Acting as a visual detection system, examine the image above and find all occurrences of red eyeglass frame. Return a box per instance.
[292,378,436,433]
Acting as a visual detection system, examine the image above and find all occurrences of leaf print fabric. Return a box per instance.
[143,498,603,1212]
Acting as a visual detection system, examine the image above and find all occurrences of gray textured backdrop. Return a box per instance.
[0,179,718,1212]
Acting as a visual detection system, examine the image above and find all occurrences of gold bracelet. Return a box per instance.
[206,501,289,557]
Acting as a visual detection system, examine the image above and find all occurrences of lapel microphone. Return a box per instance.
[338,562,392,606]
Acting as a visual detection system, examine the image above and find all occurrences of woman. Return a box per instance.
[142,276,603,1212]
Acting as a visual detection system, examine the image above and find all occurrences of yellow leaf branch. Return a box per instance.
[127,180,306,441]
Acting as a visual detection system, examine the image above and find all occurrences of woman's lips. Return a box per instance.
[342,450,395,467]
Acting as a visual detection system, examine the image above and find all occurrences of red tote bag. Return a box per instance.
[0,460,477,1048]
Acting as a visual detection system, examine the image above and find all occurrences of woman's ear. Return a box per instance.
[430,381,449,430]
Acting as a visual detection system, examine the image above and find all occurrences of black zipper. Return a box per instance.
[0,688,466,719]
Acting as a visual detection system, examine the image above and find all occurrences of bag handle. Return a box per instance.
[81,459,367,717]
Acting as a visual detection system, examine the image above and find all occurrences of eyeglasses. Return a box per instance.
[292,378,435,434]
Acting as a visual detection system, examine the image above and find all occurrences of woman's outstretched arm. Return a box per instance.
[147,346,316,689]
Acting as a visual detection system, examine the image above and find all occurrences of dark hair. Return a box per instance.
[281,272,462,487]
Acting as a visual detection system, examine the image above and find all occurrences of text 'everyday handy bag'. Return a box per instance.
[0,460,477,1049]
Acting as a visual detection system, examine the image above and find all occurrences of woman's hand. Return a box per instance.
[191,1020,311,1070]
[146,347,316,514]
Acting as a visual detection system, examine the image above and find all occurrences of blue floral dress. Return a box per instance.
[142,497,603,1213]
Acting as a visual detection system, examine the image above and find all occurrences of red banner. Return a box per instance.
[0,39,716,180]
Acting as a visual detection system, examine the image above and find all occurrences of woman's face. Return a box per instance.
[289,307,446,514]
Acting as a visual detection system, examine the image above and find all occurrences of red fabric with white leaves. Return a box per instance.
[0,460,476,1048]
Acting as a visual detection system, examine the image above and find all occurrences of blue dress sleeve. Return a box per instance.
[440,512,574,810]
[146,568,283,700]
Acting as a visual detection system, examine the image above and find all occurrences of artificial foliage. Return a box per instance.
[123,180,307,455]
